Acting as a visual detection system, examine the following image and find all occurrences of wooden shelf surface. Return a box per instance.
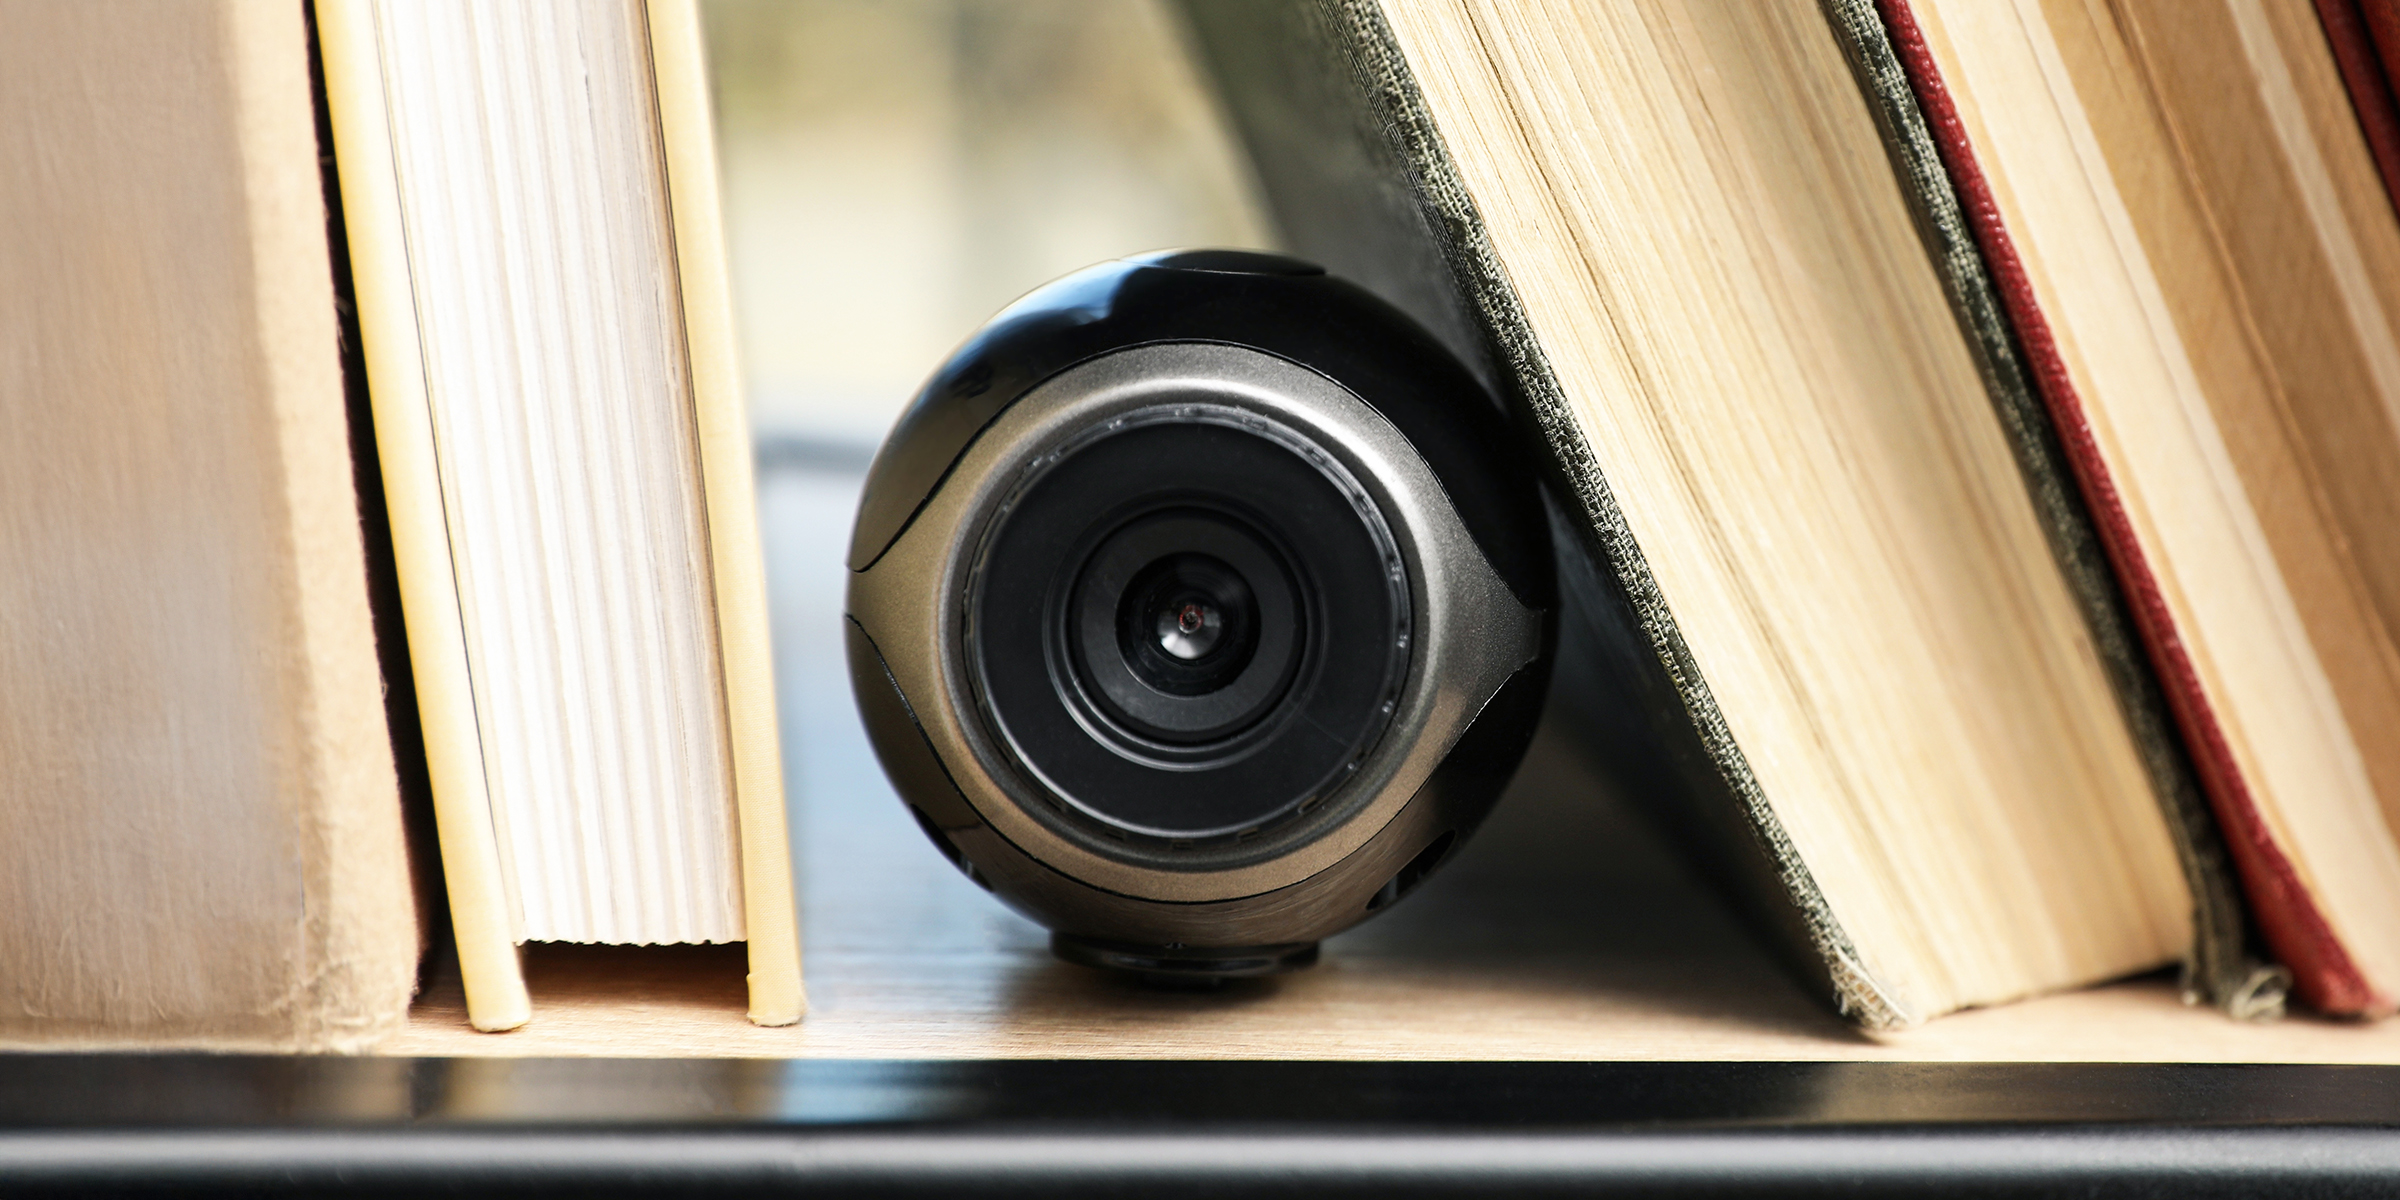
[388,719,2400,1062]
[384,468,2400,1062]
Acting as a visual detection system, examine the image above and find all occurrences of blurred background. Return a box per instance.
[704,0,1289,981]
[703,0,1277,456]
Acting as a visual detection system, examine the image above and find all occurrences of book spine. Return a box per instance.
[1874,0,2365,1016]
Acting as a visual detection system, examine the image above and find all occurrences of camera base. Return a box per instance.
[1051,933,1320,989]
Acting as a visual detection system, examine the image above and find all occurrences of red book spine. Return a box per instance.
[2314,0,2400,210]
[1877,0,2385,1015]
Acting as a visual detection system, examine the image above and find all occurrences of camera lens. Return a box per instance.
[1160,596,1220,657]
[967,405,1409,846]
[1064,510,1302,746]
[1124,554,1250,685]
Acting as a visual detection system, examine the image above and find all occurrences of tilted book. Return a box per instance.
[1883,0,2400,1016]
[1182,0,2281,1025]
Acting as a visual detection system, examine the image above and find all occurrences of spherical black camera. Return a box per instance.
[844,249,1554,983]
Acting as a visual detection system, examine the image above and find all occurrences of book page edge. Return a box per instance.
[314,0,531,1035]
[646,0,806,1027]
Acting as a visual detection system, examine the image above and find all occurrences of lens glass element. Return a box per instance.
[1066,511,1300,745]
[1119,553,1255,694]
[1161,601,1218,657]
[968,407,1408,846]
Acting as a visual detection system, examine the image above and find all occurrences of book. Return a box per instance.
[0,0,418,1050]
[1181,0,2281,1026]
[316,0,802,1032]
[0,0,799,1046]
[1885,0,2400,1016]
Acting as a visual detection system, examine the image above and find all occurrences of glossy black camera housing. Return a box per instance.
[843,250,1554,981]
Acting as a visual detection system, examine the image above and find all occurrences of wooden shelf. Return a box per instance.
[390,720,2400,1062]
[379,468,2400,1061]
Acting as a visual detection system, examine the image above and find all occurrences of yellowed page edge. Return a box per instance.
[315,0,531,1035]
[646,0,806,1026]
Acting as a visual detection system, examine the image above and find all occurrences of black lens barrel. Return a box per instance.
[1075,513,1294,742]
[968,412,1408,847]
